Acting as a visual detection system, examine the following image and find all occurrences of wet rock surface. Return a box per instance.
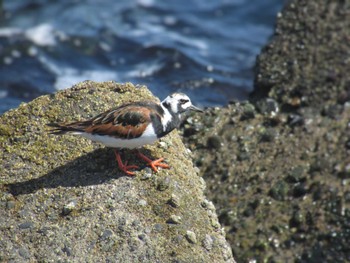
[0,81,234,262]
[183,103,350,262]
[182,0,350,262]
[251,0,350,111]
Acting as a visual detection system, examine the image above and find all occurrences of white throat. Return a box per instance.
[160,103,174,132]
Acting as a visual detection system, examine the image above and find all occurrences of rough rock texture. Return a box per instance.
[252,0,350,110]
[182,0,350,262]
[183,103,350,263]
[0,81,234,263]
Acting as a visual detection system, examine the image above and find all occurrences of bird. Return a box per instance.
[49,92,203,175]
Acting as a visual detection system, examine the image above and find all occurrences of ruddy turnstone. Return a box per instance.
[49,92,203,175]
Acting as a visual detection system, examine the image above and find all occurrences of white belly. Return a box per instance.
[77,124,158,149]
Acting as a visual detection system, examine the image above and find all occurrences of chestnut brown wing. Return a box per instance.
[84,105,154,139]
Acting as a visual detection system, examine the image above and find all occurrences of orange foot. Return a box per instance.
[114,150,139,176]
[136,151,170,172]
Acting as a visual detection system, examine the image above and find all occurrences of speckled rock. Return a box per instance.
[0,81,234,263]
[252,0,350,111]
[183,94,350,263]
[181,0,350,262]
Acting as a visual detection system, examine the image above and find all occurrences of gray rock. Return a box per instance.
[181,0,350,262]
[19,221,34,230]
[167,194,181,208]
[0,81,234,263]
[185,230,197,244]
[18,248,31,259]
[202,234,214,251]
[166,215,182,224]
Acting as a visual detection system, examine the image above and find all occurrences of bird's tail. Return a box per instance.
[46,122,85,135]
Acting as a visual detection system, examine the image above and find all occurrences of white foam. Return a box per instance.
[126,62,162,78]
[137,0,155,7]
[54,69,118,90]
[0,90,8,99]
[0,27,22,37]
[25,24,56,46]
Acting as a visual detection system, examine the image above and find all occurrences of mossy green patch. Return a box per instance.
[0,81,233,263]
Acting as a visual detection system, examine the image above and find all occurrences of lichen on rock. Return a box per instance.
[0,81,234,262]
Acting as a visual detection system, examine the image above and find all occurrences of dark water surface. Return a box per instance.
[0,0,285,114]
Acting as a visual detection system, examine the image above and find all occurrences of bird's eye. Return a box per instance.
[179,99,189,104]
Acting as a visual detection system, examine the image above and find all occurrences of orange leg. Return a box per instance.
[114,150,139,176]
[136,151,170,172]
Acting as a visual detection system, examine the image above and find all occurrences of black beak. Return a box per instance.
[189,105,204,112]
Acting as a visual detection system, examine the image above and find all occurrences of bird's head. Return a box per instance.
[161,93,203,115]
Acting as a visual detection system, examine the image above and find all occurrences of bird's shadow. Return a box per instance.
[5,148,152,196]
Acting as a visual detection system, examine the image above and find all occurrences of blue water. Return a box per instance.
[0,0,285,114]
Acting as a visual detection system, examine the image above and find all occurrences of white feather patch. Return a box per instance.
[160,104,173,132]
[77,124,158,149]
